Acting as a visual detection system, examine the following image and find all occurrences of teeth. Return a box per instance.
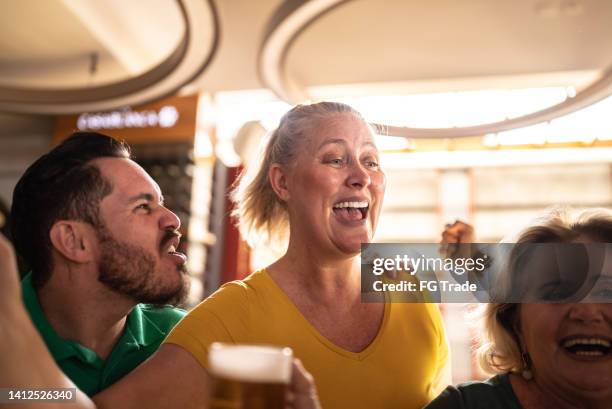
[562,338,611,348]
[575,351,605,356]
[333,201,368,209]
[168,245,176,253]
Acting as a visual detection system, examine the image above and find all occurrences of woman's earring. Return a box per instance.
[521,352,533,380]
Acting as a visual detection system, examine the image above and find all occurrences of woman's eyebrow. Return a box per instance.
[362,141,377,150]
[317,138,347,150]
[317,139,378,150]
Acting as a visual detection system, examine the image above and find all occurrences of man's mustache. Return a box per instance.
[160,230,182,252]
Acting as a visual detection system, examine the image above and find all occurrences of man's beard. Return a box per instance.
[96,225,189,306]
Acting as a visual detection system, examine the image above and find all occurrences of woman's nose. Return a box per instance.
[568,303,606,323]
[346,162,371,189]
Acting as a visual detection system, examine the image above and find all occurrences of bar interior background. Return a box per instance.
[1,0,611,383]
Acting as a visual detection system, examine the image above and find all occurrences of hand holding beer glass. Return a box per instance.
[209,343,320,409]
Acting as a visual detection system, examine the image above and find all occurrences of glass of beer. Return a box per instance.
[208,343,293,409]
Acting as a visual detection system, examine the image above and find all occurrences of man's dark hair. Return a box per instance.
[10,132,130,288]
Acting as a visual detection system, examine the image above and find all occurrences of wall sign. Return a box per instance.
[54,94,198,144]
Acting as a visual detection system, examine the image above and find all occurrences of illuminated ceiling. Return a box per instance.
[1,0,611,136]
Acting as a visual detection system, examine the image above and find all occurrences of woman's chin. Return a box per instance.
[546,358,612,395]
[562,370,612,393]
[332,235,370,257]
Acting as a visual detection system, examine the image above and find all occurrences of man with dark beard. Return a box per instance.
[9,132,189,396]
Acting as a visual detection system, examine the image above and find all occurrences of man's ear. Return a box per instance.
[49,221,95,264]
[269,164,291,202]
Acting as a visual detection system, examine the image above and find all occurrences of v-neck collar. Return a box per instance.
[259,269,389,361]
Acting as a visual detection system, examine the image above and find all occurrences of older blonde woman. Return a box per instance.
[427,209,612,409]
[164,102,451,409]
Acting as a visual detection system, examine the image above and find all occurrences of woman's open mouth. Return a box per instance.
[561,336,611,359]
[332,201,369,223]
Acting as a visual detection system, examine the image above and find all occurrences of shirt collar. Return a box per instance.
[125,304,167,347]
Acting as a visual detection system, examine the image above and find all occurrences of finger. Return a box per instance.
[445,220,467,229]
[439,242,453,256]
[0,233,21,309]
[0,233,18,274]
[291,359,313,394]
[451,220,473,232]
[441,231,459,244]
[289,359,321,409]
[285,391,296,408]
[453,222,475,242]
[444,223,475,241]
[441,223,466,236]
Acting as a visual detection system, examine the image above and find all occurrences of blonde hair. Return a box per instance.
[477,207,612,374]
[230,102,366,246]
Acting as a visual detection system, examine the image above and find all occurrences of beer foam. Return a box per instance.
[209,344,293,384]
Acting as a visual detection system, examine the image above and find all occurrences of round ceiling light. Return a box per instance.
[0,0,219,115]
[259,0,612,138]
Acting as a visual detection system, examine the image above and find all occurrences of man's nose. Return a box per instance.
[160,206,181,231]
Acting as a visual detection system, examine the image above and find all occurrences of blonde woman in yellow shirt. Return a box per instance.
[166,102,451,409]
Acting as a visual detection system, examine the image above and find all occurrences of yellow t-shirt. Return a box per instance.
[165,270,449,409]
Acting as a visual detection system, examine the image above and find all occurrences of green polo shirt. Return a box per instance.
[21,274,186,396]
